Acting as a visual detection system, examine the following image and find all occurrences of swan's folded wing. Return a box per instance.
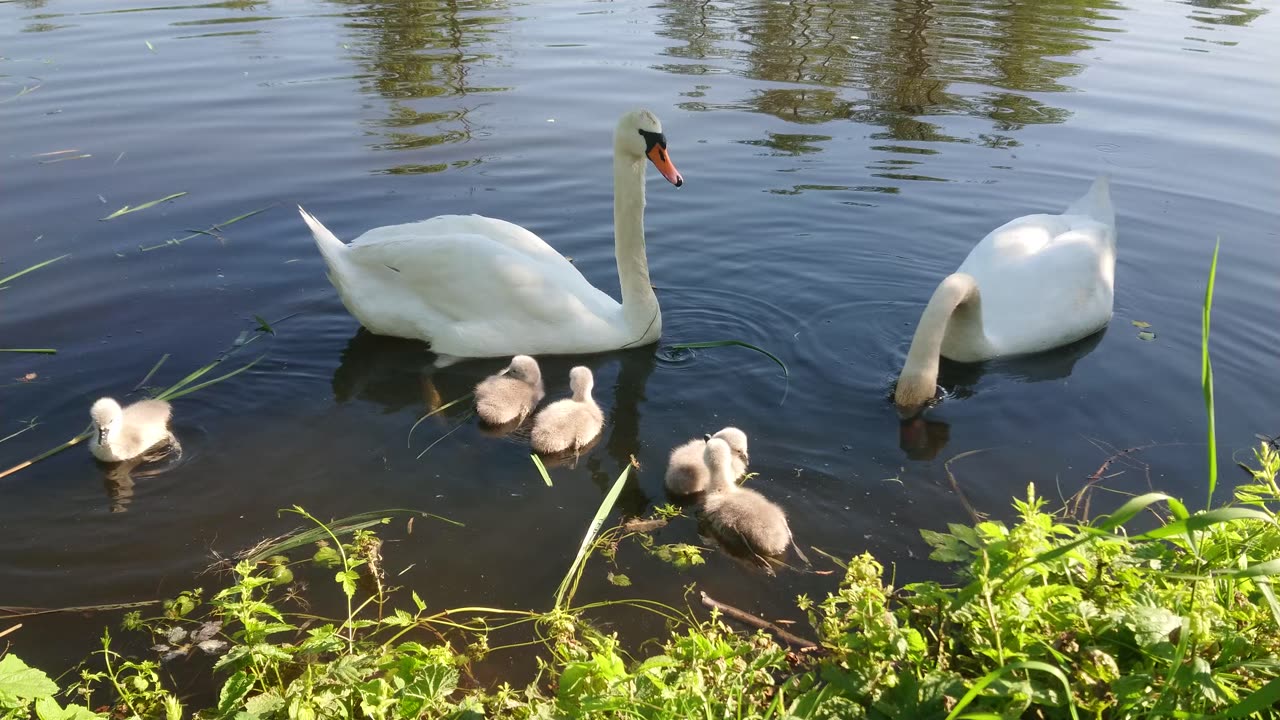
[345,232,617,326]
[352,215,568,267]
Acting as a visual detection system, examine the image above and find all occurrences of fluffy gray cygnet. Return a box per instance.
[474,355,545,425]
[530,366,604,455]
[663,427,748,495]
[700,437,794,558]
[89,397,174,463]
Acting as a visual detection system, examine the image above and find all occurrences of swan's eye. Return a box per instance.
[637,128,667,153]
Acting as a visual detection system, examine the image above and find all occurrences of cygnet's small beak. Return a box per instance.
[647,144,683,187]
[703,433,712,442]
[97,427,110,444]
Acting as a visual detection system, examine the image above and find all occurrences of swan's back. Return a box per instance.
[665,438,709,495]
[956,176,1116,355]
[475,375,543,426]
[530,399,604,455]
[703,488,790,557]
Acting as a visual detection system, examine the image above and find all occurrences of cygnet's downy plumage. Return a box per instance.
[89,397,174,463]
[474,355,545,426]
[530,366,604,455]
[664,427,748,495]
[700,437,797,559]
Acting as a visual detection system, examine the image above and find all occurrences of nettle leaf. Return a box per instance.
[920,529,972,563]
[0,654,58,699]
[218,671,253,717]
[243,692,285,717]
[1125,604,1183,648]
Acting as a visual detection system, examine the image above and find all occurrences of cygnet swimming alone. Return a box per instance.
[700,437,796,559]
[664,427,748,495]
[530,366,604,455]
[89,397,174,463]
[474,355,545,426]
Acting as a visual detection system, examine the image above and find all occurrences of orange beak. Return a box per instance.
[646,144,683,187]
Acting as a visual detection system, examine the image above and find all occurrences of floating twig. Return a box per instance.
[944,449,990,524]
[1,600,160,619]
[0,349,56,354]
[699,591,819,651]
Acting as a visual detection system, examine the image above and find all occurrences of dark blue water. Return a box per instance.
[2,0,1277,671]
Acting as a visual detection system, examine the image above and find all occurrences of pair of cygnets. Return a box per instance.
[88,397,175,463]
[473,355,604,455]
[664,428,803,562]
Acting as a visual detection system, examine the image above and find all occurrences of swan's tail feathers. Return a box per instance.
[1065,174,1114,227]
[298,205,348,266]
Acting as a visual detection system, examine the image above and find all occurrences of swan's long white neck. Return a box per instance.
[896,273,987,412]
[613,147,660,338]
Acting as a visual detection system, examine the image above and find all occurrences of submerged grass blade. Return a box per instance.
[1203,239,1219,507]
[531,454,553,487]
[407,393,473,447]
[0,253,70,287]
[667,340,788,377]
[667,339,789,404]
[555,465,632,609]
[0,349,56,354]
[100,191,187,221]
[0,420,39,445]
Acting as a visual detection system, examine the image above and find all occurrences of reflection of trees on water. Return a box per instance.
[1181,0,1267,28]
[657,0,1128,182]
[329,0,514,175]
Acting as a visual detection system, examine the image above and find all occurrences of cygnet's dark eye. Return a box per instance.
[638,128,667,153]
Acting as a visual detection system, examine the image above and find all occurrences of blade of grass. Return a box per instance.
[0,419,39,445]
[0,253,69,287]
[667,339,789,404]
[132,353,170,392]
[100,191,187,221]
[137,204,274,251]
[1203,239,1219,507]
[155,354,263,402]
[0,427,91,481]
[0,349,56,354]
[241,508,462,564]
[414,413,471,459]
[407,393,473,447]
[945,661,1079,720]
[555,465,632,609]
[531,454,553,487]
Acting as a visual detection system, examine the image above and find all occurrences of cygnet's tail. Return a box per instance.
[1064,174,1114,228]
[298,206,348,268]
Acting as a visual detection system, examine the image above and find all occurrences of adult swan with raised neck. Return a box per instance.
[298,109,683,365]
[895,175,1116,417]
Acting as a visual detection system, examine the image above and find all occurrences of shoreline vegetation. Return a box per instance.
[3,439,1280,718]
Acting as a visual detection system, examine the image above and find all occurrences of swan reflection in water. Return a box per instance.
[898,329,1106,461]
[330,329,658,517]
[97,441,183,513]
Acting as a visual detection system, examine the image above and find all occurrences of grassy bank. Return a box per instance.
[3,438,1279,719]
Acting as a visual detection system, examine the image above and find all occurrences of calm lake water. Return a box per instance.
[2,0,1277,674]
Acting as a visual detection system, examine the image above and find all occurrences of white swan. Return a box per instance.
[895,175,1116,416]
[298,109,683,364]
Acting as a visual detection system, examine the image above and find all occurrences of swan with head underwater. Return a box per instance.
[894,175,1116,417]
[298,109,683,366]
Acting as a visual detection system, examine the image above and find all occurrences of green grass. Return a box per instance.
[0,253,69,287]
[137,204,274,252]
[1203,239,1220,507]
[667,339,790,403]
[531,454,553,487]
[100,192,187,221]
